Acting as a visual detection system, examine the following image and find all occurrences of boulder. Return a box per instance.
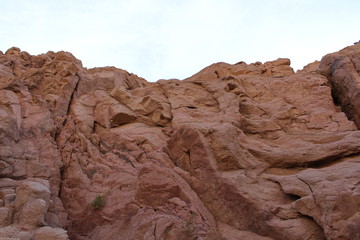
[0,207,12,227]
[33,227,69,240]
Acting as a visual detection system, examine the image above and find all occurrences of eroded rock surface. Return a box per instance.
[319,45,360,128]
[1,44,360,240]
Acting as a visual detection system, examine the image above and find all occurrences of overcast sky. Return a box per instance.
[1,0,359,82]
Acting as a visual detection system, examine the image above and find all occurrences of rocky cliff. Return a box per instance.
[0,44,360,240]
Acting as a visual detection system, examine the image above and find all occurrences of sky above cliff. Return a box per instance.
[1,0,359,82]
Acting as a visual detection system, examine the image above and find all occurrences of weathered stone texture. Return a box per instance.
[1,44,360,240]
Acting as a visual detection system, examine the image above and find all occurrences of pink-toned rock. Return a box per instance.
[13,181,51,211]
[33,226,69,240]
[0,207,12,227]
[271,156,360,240]
[136,164,182,207]
[1,45,360,240]
[18,199,48,228]
[319,44,360,128]
[219,222,274,240]
[0,226,32,240]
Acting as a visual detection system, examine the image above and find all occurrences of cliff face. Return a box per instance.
[0,45,360,240]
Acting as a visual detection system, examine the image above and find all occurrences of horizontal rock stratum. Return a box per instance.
[0,45,360,240]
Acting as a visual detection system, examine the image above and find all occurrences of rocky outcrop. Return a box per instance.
[1,44,360,240]
[319,45,360,128]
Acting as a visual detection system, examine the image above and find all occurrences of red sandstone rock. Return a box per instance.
[319,44,360,128]
[1,45,360,240]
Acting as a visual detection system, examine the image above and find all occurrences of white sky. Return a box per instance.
[1,0,359,82]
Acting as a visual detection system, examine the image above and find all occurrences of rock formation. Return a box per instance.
[0,44,360,240]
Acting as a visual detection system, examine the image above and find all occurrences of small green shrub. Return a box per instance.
[91,194,106,210]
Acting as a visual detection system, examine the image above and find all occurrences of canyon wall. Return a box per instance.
[0,44,360,240]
